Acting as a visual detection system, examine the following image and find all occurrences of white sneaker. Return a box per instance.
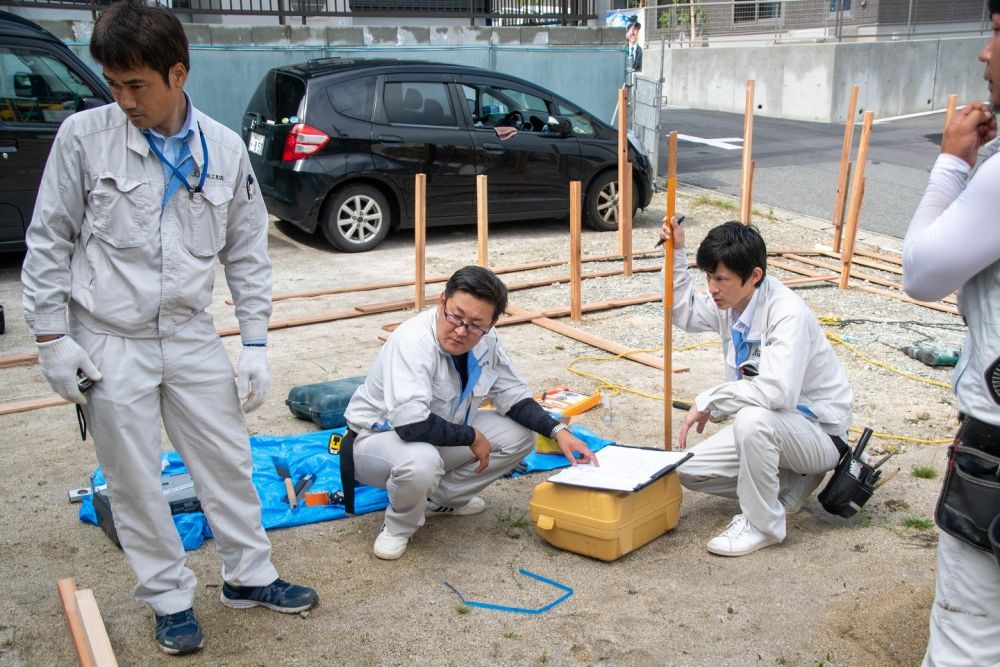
[780,473,825,515]
[706,514,779,557]
[425,496,486,516]
[373,525,409,560]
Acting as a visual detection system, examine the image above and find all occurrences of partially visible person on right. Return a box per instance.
[902,3,1000,664]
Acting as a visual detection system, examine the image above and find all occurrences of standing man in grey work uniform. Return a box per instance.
[21,0,316,656]
[903,3,1000,663]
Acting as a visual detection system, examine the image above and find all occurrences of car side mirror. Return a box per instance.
[76,97,108,112]
[546,115,573,135]
[13,73,32,97]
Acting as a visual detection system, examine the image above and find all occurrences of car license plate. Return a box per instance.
[248,132,265,156]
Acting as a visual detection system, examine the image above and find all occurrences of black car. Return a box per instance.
[241,58,653,252]
[0,11,113,252]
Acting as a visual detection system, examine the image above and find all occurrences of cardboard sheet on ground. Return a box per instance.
[77,425,613,550]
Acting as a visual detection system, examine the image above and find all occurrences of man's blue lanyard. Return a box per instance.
[145,122,208,199]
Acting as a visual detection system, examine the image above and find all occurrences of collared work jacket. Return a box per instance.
[22,102,271,341]
[670,252,853,435]
[345,308,533,435]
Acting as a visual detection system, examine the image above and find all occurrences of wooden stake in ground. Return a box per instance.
[617,87,628,257]
[622,166,633,277]
[477,174,488,267]
[832,84,859,252]
[414,173,427,309]
[840,111,875,289]
[666,131,678,223]
[945,93,958,129]
[663,131,678,450]
[739,80,756,225]
[569,181,583,321]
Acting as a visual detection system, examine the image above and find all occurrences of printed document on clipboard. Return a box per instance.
[548,445,693,492]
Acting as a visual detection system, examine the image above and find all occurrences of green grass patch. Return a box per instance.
[692,193,738,212]
[902,517,934,530]
[494,505,532,531]
[455,604,471,615]
[911,465,938,480]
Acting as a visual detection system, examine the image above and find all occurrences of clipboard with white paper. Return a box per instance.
[548,445,693,492]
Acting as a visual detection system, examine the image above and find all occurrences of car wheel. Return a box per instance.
[321,185,392,252]
[584,170,638,232]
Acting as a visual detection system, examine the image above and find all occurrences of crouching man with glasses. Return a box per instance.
[344,266,597,559]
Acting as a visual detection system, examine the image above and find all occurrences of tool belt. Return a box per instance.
[338,428,358,515]
[936,415,1000,567]
[818,433,878,518]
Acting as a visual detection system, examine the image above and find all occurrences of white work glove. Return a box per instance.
[36,335,103,405]
[236,345,270,413]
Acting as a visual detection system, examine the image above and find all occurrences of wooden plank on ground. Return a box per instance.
[0,352,39,369]
[506,304,688,373]
[253,250,663,305]
[0,395,68,416]
[769,258,958,315]
[73,588,118,667]
[785,253,957,305]
[58,577,96,667]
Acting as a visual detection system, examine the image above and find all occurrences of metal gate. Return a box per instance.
[629,73,662,186]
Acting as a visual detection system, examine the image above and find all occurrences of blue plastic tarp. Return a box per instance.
[78,425,613,551]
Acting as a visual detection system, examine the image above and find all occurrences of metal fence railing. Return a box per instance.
[0,0,596,26]
[643,0,992,46]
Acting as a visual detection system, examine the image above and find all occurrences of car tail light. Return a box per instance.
[281,123,329,161]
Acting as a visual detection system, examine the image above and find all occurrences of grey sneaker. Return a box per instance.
[425,496,486,516]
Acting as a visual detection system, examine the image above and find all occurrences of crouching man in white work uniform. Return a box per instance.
[659,220,853,557]
[20,1,316,656]
[345,266,598,560]
[903,5,1000,662]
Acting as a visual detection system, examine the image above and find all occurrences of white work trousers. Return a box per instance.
[353,410,535,537]
[677,406,841,541]
[922,532,1000,666]
[75,311,278,616]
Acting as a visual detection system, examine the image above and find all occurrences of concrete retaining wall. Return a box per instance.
[37,17,989,128]
[649,37,988,123]
[41,20,628,133]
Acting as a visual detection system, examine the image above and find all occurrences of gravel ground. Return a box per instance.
[0,186,959,666]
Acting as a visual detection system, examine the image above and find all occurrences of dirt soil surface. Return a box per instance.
[0,186,963,666]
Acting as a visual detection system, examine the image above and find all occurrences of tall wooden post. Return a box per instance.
[476,174,488,267]
[832,84,859,252]
[617,87,628,256]
[945,93,958,130]
[663,131,678,448]
[739,80,756,225]
[414,173,426,309]
[840,111,874,289]
[623,167,633,277]
[666,131,678,222]
[569,181,582,321]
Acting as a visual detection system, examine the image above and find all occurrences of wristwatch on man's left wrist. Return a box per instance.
[550,422,570,439]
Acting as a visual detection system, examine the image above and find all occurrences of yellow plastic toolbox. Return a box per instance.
[529,472,683,561]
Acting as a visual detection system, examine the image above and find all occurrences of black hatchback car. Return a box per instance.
[0,11,112,252]
[241,59,653,252]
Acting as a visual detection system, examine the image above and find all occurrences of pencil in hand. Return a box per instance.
[655,214,685,248]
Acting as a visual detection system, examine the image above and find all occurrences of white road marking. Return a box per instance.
[677,134,744,150]
[872,106,973,124]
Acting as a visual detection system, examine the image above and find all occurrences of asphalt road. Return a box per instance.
[657,107,950,239]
